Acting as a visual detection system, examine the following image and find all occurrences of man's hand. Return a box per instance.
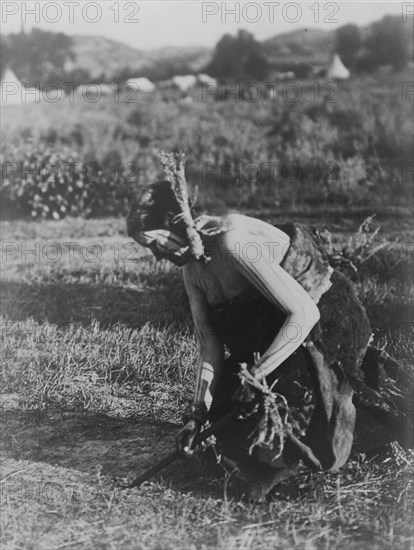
[232,382,260,417]
[175,419,200,454]
[177,402,207,454]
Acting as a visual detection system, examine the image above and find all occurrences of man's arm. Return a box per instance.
[183,269,225,411]
[223,225,320,381]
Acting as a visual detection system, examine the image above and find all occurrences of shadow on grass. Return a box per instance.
[0,280,190,328]
[0,407,216,496]
[1,408,177,477]
[366,303,414,331]
[2,280,411,332]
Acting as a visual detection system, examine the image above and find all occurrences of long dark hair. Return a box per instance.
[126,180,191,241]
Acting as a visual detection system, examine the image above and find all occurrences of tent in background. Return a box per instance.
[1,68,41,105]
[327,54,350,80]
[125,77,155,93]
[172,75,197,92]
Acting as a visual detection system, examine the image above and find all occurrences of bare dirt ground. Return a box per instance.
[1,408,175,480]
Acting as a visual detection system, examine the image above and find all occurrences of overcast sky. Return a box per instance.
[1,1,407,50]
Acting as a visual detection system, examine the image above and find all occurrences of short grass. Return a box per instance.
[1,212,413,550]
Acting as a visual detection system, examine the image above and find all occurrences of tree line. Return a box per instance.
[206,15,412,80]
[1,15,411,87]
[336,16,411,73]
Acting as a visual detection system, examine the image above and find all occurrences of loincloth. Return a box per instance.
[206,222,373,474]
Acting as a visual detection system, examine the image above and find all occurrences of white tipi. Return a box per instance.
[327,54,350,80]
[1,68,41,105]
[1,68,22,105]
[1,68,22,88]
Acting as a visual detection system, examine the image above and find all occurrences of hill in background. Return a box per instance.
[1,15,413,84]
[59,28,339,79]
[263,28,335,66]
[64,35,211,80]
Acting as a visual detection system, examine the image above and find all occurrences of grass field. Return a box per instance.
[1,209,413,550]
[2,69,413,219]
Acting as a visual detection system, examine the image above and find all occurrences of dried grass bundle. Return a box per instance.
[159,151,205,261]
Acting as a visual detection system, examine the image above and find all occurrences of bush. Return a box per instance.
[0,141,131,220]
[1,142,85,219]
